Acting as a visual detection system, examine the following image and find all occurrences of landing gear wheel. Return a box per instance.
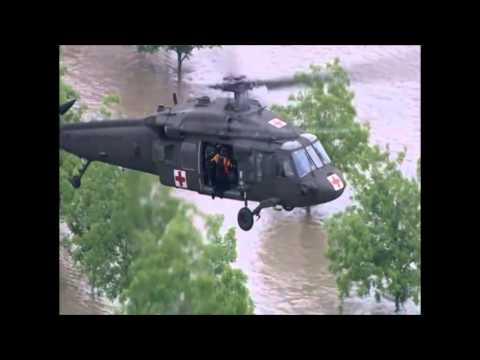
[238,207,254,231]
[283,205,294,212]
[71,176,81,189]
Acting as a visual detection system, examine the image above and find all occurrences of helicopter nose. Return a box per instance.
[322,170,346,201]
[301,165,346,205]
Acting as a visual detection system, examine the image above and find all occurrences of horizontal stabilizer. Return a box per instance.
[59,99,76,115]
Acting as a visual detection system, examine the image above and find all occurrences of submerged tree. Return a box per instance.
[325,149,420,312]
[136,45,220,82]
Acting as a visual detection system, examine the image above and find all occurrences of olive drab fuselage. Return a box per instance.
[60,90,346,230]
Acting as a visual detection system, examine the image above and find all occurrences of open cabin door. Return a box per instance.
[198,142,248,200]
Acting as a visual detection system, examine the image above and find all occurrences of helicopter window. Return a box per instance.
[300,133,318,142]
[181,141,197,171]
[306,145,323,168]
[283,158,295,177]
[152,141,164,163]
[256,153,263,181]
[275,153,295,178]
[281,140,302,151]
[262,154,275,177]
[165,144,175,163]
[312,141,331,164]
[292,148,314,178]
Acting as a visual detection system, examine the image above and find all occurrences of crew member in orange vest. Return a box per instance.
[210,146,233,198]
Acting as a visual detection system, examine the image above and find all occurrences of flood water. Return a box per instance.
[60,45,420,315]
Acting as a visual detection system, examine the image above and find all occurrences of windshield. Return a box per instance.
[306,145,323,168]
[312,141,331,164]
[292,148,315,178]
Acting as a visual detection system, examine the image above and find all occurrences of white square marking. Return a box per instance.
[174,169,188,188]
[327,174,344,191]
[268,118,287,128]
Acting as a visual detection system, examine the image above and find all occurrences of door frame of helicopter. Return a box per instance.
[198,141,243,200]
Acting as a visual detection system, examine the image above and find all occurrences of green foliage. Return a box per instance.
[63,165,139,298]
[271,59,371,185]
[59,61,86,125]
[99,92,121,118]
[202,214,254,314]
[325,150,420,312]
[272,58,420,312]
[121,212,254,314]
[204,214,237,270]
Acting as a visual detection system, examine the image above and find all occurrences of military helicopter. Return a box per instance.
[60,75,346,231]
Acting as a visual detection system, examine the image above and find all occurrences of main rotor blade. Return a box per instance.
[59,99,76,115]
[206,73,336,92]
[252,77,300,90]
[252,72,335,90]
[204,48,419,92]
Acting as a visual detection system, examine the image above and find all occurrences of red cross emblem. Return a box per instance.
[327,174,344,191]
[268,118,287,128]
[174,169,188,188]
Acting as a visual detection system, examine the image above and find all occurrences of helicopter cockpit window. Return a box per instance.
[300,133,317,143]
[281,140,302,151]
[312,141,331,164]
[292,148,314,178]
[306,145,323,168]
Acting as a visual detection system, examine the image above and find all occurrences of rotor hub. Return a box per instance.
[209,75,257,111]
[209,75,255,95]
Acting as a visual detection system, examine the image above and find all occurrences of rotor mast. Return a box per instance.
[209,75,255,111]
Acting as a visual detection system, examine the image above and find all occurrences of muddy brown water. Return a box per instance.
[60,45,420,314]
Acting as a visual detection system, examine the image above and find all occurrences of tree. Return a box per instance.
[271,58,420,312]
[202,214,255,314]
[271,59,374,185]
[136,45,220,82]
[62,167,141,299]
[62,151,187,301]
[325,149,420,312]
[121,212,254,315]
